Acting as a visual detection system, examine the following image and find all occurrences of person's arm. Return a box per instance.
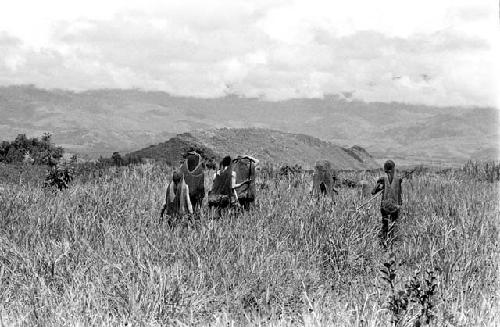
[371,177,384,195]
[231,171,251,189]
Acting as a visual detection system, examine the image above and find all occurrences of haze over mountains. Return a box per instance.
[0,85,498,166]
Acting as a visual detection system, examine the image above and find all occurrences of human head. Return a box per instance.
[384,160,395,173]
[172,171,182,184]
[221,155,232,168]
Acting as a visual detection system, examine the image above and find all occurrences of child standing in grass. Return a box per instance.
[160,171,193,224]
[371,160,403,247]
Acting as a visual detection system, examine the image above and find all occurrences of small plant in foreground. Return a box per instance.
[380,254,439,326]
[44,164,74,190]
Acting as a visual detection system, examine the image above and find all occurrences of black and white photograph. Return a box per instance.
[0,0,498,325]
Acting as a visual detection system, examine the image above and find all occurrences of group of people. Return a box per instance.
[160,153,405,247]
[160,153,259,220]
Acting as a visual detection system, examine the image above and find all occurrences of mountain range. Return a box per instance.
[0,85,498,166]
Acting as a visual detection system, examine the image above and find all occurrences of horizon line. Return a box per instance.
[0,83,495,109]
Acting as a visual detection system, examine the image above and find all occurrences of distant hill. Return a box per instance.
[0,85,497,164]
[128,128,380,170]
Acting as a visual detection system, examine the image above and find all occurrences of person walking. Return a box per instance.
[209,155,251,210]
[160,171,193,225]
[179,150,205,212]
[371,160,402,247]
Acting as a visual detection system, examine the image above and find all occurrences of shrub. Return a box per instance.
[380,254,440,326]
[0,133,63,165]
[44,164,74,190]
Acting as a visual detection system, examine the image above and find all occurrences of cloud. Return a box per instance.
[0,32,21,47]
[0,0,497,106]
[230,28,496,105]
[452,4,492,23]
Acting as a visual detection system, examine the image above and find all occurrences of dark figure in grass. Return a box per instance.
[372,160,402,247]
[208,155,251,211]
[160,171,193,226]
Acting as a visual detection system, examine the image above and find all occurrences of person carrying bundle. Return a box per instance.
[179,150,205,211]
[371,160,403,247]
[160,171,193,225]
[208,155,252,210]
[232,155,259,209]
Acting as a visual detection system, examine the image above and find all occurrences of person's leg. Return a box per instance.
[245,199,255,210]
[194,197,201,213]
[239,198,253,210]
[387,211,399,243]
[379,210,390,247]
[190,194,200,213]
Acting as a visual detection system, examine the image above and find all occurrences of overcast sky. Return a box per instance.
[0,0,497,106]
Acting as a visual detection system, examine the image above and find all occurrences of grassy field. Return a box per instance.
[0,162,498,326]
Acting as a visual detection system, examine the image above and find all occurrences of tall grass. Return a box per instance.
[0,162,498,326]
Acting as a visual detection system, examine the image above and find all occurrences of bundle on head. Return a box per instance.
[180,151,205,207]
[187,153,200,171]
[232,156,257,201]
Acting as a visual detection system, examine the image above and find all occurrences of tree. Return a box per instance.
[5,147,24,163]
[32,133,63,165]
[0,133,64,165]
